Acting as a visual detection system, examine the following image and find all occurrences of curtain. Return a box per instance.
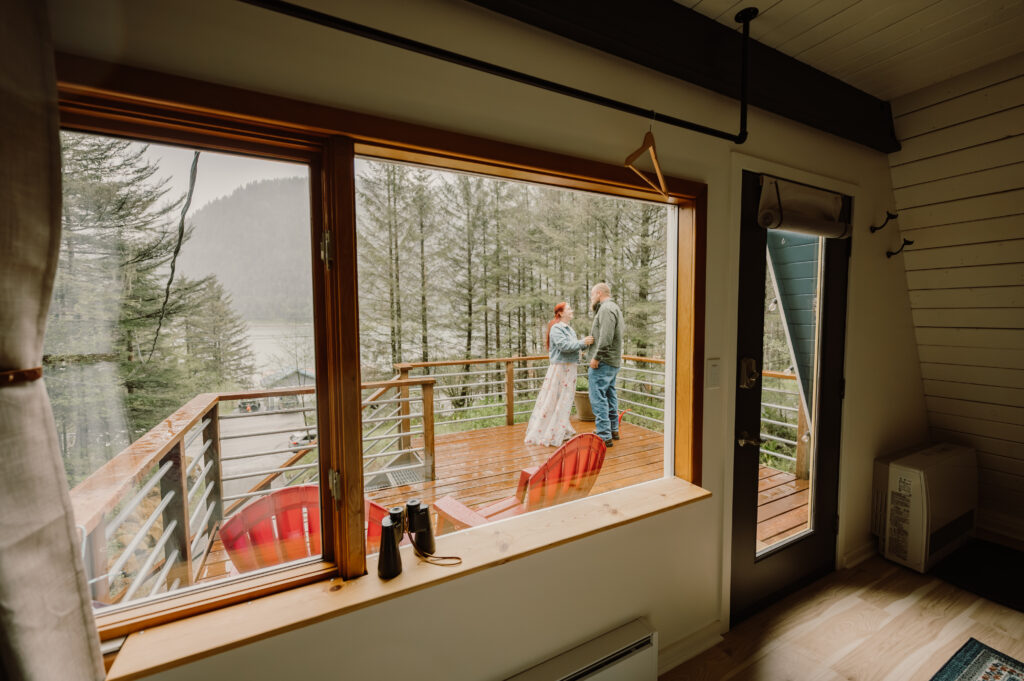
[0,2,105,679]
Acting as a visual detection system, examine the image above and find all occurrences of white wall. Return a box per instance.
[48,0,928,677]
[888,53,1024,545]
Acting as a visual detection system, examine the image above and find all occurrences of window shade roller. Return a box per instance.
[758,176,849,238]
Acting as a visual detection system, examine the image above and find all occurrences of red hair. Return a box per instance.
[546,302,568,350]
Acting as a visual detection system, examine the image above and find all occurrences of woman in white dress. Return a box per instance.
[524,302,593,446]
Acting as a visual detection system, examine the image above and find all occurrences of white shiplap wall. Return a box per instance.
[887,53,1024,543]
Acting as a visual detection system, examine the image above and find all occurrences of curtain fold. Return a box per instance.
[0,2,105,679]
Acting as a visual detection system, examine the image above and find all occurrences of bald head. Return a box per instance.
[590,282,611,308]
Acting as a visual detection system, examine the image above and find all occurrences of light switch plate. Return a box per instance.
[706,358,721,389]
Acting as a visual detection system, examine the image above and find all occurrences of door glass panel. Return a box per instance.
[756,230,822,553]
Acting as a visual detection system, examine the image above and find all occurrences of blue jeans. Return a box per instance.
[588,363,620,441]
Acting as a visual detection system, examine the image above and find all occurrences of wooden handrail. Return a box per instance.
[361,377,436,389]
[396,353,666,370]
[762,370,797,380]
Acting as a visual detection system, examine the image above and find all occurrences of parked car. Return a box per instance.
[238,399,261,413]
[289,429,317,447]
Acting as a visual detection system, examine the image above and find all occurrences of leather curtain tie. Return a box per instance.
[1,367,43,385]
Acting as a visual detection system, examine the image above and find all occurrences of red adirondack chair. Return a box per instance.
[220,485,391,571]
[434,433,607,532]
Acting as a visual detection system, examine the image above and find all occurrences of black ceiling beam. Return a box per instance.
[465,0,901,153]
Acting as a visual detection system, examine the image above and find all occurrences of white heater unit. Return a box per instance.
[506,619,657,681]
[879,443,977,573]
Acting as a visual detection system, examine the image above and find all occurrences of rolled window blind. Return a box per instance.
[758,176,849,238]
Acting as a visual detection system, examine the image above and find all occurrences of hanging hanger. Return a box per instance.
[624,129,668,197]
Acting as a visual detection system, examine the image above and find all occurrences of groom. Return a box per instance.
[586,282,624,447]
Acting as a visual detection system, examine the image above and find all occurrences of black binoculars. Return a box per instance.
[378,498,436,579]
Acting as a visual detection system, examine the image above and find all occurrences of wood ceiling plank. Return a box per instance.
[854,13,1024,100]
[745,0,831,47]
[795,0,940,65]
[776,0,883,55]
[832,0,994,81]
[763,0,862,52]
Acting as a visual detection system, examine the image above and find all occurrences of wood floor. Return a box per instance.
[661,555,1024,681]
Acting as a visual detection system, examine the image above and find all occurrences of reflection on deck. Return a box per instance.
[757,464,810,550]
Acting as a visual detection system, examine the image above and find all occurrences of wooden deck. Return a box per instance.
[757,464,810,550]
[197,423,810,580]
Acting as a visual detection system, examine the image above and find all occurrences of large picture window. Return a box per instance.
[54,61,706,646]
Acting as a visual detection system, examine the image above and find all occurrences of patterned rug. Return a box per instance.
[930,639,1024,681]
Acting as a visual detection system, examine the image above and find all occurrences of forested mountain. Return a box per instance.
[178,178,312,322]
[356,160,669,379]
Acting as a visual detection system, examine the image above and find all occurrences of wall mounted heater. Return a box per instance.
[505,619,657,681]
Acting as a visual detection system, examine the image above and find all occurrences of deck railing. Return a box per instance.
[759,371,810,479]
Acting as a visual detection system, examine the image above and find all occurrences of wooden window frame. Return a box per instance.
[55,52,706,642]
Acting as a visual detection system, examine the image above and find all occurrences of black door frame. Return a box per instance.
[729,170,852,624]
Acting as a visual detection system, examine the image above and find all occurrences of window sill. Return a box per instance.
[107,477,711,680]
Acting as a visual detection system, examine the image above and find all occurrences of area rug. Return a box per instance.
[930,638,1024,681]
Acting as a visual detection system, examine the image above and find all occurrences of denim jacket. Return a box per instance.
[548,322,586,364]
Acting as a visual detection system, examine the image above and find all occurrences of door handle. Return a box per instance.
[737,431,762,448]
[738,357,760,389]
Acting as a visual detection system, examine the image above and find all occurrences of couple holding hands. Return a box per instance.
[524,282,624,449]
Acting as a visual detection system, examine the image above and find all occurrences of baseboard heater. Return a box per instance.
[506,619,657,681]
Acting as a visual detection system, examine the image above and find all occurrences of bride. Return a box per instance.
[524,302,593,446]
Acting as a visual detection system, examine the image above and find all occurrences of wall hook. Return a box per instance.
[886,238,913,258]
[870,211,898,233]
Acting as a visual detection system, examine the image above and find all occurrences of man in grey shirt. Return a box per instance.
[586,282,624,447]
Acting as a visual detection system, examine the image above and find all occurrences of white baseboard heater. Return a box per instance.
[505,619,657,681]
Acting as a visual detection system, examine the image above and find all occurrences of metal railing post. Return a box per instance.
[160,441,193,588]
[422,381,435,480]
[505,360,515,425]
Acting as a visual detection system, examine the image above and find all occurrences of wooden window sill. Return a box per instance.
[107,477,710,680]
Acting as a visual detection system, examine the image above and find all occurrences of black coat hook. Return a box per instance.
[870,211,898,233]
[886,238,913,258]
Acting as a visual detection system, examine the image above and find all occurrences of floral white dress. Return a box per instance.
[524,323,586,446]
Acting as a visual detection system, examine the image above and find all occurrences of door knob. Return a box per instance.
[738,357,760,389]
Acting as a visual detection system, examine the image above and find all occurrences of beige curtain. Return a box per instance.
[0,2,105,679]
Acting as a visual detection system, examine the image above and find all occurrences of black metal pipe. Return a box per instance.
[735,7,759,144]
[239,0,758,145]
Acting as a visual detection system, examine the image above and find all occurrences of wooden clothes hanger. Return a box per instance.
[624,130,668,197]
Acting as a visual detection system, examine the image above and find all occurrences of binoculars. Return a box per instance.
[378,498,436,579]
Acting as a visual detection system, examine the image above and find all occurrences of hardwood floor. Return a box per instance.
[661,556,1024,681]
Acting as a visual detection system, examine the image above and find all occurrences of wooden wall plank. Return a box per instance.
[894,163,1024,210]
[894,77,1024,139]
[891,136,1024,189]
[898,189,1024,230]
[910,287,1024,310]
[913,308,1024,330]
[930,428,1023,459]
[926,396,1024,426]
[889,108,1024,166]
[929,412,1024,442]
[892,52,1024,116]
[916,327,1024,349]
[904,240,1024,271]
[900,215,1024,249]
[978,451,1024,477]
[923,379,1024,407]
[921,363,1024,389]
[917,345,1024,370]
[906,262,1024,289]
